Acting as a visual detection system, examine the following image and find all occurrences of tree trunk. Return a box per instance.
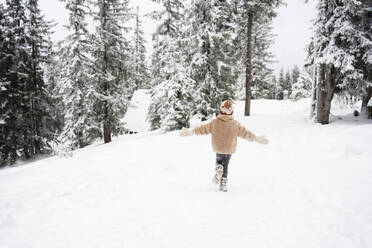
[310,64,317,118]
[316,64,336,124]
[78,131,85,148]
[244,12,253,116]
[103,121,111,143]
[361,86,372,117]
[103,101,111,143]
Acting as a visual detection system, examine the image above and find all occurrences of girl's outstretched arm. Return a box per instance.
[179,120,214,137]
[237,123,269,145]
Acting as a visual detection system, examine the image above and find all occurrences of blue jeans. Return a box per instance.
[216,153,231,178]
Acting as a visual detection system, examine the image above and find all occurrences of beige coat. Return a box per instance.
[193,114,256,155]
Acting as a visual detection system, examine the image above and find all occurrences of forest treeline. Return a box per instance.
[0,0,371,165]
[0,0,148,165]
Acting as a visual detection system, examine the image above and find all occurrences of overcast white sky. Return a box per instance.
[271,0,317,75]
[2,0,317,77]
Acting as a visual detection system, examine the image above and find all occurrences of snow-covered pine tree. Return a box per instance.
[45,41,65,138]
[131,6,150,90]
[0,3,5,75]
[0,2,4,47]
[0,0,29,163]
[55,0,98,150]
[250,20,276,99]
[291,65,300,85]
[91,0,133,143]
[287,65,301,100]
[147,2,178,131]
[186,0,238,121]
[356,1,372,117]
[284,70,292,96]
[0,2,8,165]
[306,35,317,118]
[233,0,283,115]
[148,33,161,90]
[308,0,372,123]
[146,0,183,90]
[147,0,185,89]
[277,68,285,100]
[0,0,53,164]
[290,68,313,101]
[0,3,6,88]
[22,0,54,157]
[271,75,278,99]
[234,71,246,101]
[148,0,195,132]
[233,0,277,100]
[147,0,188,91]
[307,0,335,124]
[152,62,195,132]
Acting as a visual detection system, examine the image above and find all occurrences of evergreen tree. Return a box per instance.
[0,4,6,75]
[277,68,285,100]
[306,30,317,117]
[23,0,55,156]
[149,33,161,89]
[132,6,149,90]
[233,0,283,115]
[0,3,6,97]
[356,1,372,117]
[233,0,277,101]
[148,0,194,132]
[150,62,195,132]
[186,0,238,120]
[290,68,313,101]
[45,42,64,137]
[251,20,276,99]
[148,0,183,130]
[148,0,184,88]
[91,0,133,143]
[291,65,300,85]
[0,3,9,165]
[1,0,30,163]
[270,75,278,99]
[0,2,4,44]
[147,44,162,131]
[55,0,97,150]
[0,0,53,164]
[308,0,372,123]
[284,70,292,95]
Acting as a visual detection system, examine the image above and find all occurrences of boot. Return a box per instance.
[212,163,224,185]
[220,177,228,192]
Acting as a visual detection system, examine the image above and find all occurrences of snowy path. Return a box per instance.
[0,98,371,248]
[122,89,151,132]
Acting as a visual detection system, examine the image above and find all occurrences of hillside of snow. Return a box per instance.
[0,91,371,248]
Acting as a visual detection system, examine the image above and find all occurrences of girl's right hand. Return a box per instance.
[179,128,194,137]
[255,135,269,145]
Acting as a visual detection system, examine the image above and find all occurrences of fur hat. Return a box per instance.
[220,100,234,115]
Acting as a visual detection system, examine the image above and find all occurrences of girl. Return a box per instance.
[180,100,269,192]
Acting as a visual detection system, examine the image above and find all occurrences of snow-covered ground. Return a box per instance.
[1,93,371,248]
